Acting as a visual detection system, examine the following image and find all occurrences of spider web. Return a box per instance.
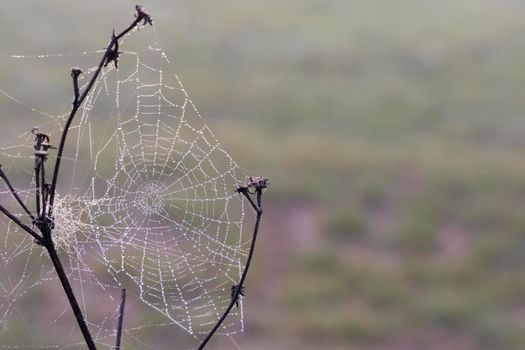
[0,27,250,349]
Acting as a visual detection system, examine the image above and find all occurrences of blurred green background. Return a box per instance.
[3,0,525,349]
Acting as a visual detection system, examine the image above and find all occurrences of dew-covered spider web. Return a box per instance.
[0,26,251,349]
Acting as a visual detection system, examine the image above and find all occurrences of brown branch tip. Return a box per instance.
[236,176,269,193]
[135,5,153,26]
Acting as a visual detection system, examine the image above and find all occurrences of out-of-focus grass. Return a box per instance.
[2,0,525,349]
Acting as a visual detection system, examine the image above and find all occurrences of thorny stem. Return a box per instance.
[198,184,266,350]
[115,288,127,350]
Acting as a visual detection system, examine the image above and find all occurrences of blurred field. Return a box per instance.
[3,0,525,349]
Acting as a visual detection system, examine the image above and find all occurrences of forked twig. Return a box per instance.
[0,5,153,350]
[44,7,151,349]
[198,177,268,350]
[48,5,153,217]
[1,6,263,349]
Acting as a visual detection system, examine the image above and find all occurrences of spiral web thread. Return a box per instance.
[0,28,248,348]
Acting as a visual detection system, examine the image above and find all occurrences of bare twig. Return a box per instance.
[38,7,152,349]
[0,6,152,350]
[0,6,264,349]
[71,68,82,107]
[48,5,153,217]
[237,187,258,211]
[0,165,34,220]
[198,177,267,350]
[33,130,42,217]
[33,95,98,350]
[44,236,98,350]
[37,7,152,349]
[0,204,43,244]
[115,288,127,350]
